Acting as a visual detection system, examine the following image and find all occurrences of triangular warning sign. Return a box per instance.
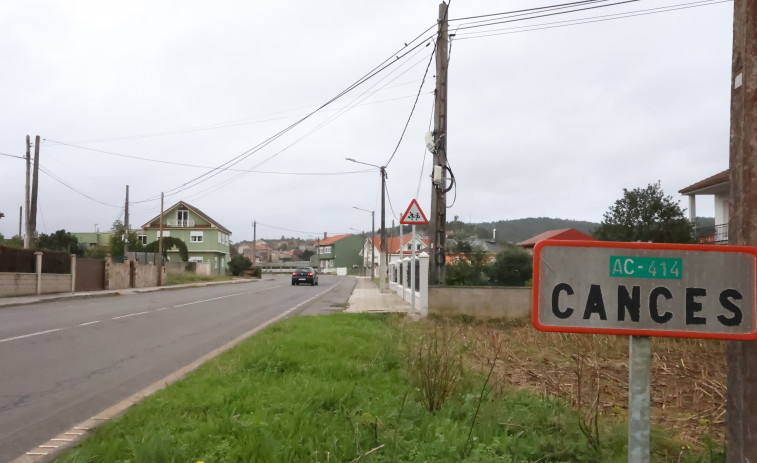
[400,199,429,225]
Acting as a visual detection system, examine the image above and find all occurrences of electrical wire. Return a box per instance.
[38,165,120,208]
[174,48,437,205]
[384,41,436,168]
[0,152,24,159]
[417,98,435,199]
[43,139,375,176]
[144,33,438,202]
[453,0,729,40]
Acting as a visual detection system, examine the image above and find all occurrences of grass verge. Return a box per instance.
[55,314,722,462]
[164,273,235,286]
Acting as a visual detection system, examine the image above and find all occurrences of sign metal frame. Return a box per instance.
[400,199,429,225]
[532,239,757,341]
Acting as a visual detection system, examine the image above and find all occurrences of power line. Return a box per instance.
[384,40,437,168]
[43,138,375,176]
[50,87,433,145]
[0,152,24,159]
[449,0,612,23]
[453,0,729,40]
[163,48,436,206]
[38,165,120,208]
[453,0,639,32]
[136,32,438,205]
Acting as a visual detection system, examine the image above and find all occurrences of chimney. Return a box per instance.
[324,232,327,240]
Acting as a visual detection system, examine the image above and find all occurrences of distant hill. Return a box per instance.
[473,218,599,244]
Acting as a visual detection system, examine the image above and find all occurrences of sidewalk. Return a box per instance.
[345,276,413,313]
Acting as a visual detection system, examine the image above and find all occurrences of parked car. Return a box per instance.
[292,267,318,286]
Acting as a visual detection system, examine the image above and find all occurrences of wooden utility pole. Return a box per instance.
[24,135,31,248]
[28,135,40,246]
[123,185,129,258]
[252,220,257,265]
[727,0,757,460]
[429,1,449,285]
[380,166,387,292]
[158,192,164,286]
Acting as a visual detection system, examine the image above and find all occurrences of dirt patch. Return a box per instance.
[454,317,726,448]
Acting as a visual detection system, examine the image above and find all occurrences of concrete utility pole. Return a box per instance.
[726,0,757,460]
[18,206,22,238]
[28,135,40,247]
[24,135,31,248]
[429,1,449,285]
[123,185,129,258]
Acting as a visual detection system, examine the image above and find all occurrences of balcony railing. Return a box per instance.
[166,219,195,227]
[695,224,728,245]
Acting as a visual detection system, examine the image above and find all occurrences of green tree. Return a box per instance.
[228,255,253,276]
[109,220,143,257]
[445,240,491,286]
[144,237,189,262]
[35,229,85,255]
[490,245,532,286]
[593,182,694,244]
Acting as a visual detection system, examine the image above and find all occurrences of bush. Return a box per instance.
[228,255,252,276]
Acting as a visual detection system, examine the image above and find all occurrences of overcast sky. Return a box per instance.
[0,0,734,243]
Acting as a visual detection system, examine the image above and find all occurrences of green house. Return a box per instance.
[316,234,363,273]
[141,201,231,275]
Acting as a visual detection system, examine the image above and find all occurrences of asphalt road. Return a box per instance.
[0,274,356,462]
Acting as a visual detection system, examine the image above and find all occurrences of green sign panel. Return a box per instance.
[609,256,682,280]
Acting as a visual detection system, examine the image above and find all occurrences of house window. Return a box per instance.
[190,231,204,243]
[189,257,203,263]
[137,233,147,245]
[319,246,332,255]
[177,208,188,227]
[161,230,170,238]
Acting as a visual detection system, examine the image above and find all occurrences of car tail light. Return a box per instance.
[308,272,313,276]
[292,272,297,276]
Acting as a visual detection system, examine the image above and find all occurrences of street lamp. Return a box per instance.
[353,207,375,279]
[347,158,387,292]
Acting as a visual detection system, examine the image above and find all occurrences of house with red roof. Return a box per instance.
[360,233,430,269]
[517,228,596,251]
[678,169,729,244]
[316,233,363,273]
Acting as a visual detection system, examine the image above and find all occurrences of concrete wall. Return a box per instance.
[0,273,73,297]
[134,264,159,288]
[106,260,131,290]
[428,286,532,319]
[0,273,37,297]
[41,274,73,294]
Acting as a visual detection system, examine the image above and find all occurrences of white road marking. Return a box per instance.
[111,311,148,320]
[173,292,245,308]
[78,321,99,327]
[156,307,170,311]
[0,328,61,343]
[254,285,282,293]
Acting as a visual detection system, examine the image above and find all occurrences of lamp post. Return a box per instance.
[352,207,375,280]
[347,158,386,292]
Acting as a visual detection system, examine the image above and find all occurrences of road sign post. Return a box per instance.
[401,200,429,314]
[533,240,757,462]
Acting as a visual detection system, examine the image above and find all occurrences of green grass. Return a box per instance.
[55,314,722,462]
[164,273,234,286]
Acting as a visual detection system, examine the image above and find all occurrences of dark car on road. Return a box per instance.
[292,267,318,286]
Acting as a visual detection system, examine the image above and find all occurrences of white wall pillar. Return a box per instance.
[70,254,77,293]
[418,252,429,316]
[35,251,43,295]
